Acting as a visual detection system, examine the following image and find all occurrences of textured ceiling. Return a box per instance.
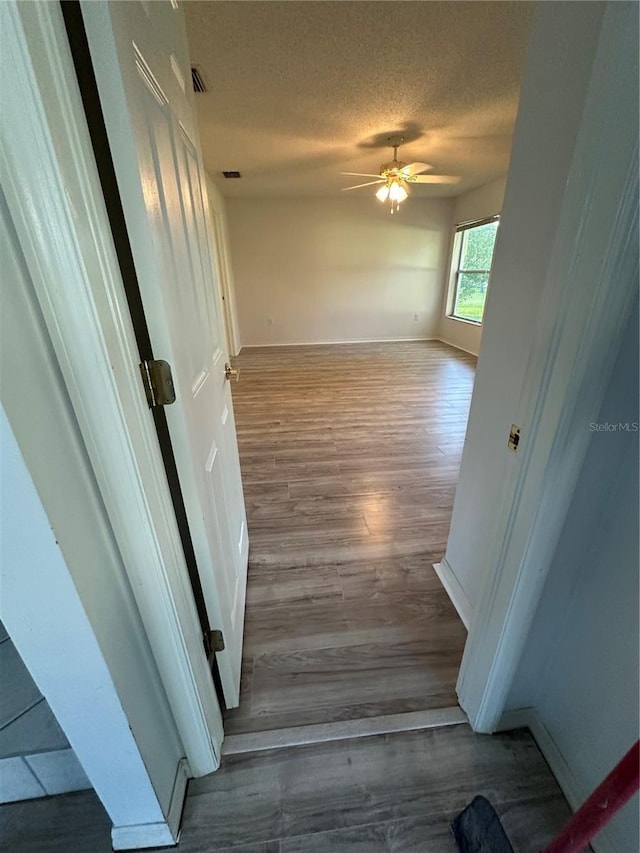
[184,1,534,198]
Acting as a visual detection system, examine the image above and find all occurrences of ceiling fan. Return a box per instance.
[341,137,459,213]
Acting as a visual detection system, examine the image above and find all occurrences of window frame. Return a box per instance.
[446,214,500,326]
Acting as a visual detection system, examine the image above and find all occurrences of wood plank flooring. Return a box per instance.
[1,725,573,852]
[3,344,577,852]
[225,342,476,734]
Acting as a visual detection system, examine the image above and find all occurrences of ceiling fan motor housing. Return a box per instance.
[381,160,405,177]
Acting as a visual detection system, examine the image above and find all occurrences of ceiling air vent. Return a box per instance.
[191,67,206,93]
[222,171,242,179]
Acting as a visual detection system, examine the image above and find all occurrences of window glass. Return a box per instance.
[450,218,499,324]
[453,272,490,323]
[461,221,498,270]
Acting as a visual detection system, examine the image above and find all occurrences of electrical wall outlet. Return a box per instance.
[413,313,419,322]
[266,318,273,327]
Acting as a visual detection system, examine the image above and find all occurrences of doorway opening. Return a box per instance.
[224,341,475,735]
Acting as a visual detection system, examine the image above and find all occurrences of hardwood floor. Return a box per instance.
[225,341,476,734]
[2,725,573,852]
[4,344,576,852]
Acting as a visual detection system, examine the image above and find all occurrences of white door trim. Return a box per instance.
[433,561,472,630]
[0,0,223,774]
[204,177,242,357]
[457,2,639,731]
[209,207,240,358]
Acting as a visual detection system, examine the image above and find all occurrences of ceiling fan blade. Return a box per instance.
[342,179,385,191]
[410,175,461,184]
[401,162,431,176]
[340,172,384,179]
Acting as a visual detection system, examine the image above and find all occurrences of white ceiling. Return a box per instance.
[184,1,534,198]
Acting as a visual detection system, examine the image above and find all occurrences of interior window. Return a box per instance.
[449,216,499,324]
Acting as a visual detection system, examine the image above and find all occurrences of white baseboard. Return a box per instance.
[496,707,619,853]
[112,821,176,850]
[236,336,481,356]
[111,757,190,850]
[433,560,472,629]
[238,337,438,350]
[437,336,479,357]
[527,711,583,811]
[495,706,533,732]
[166,757,190,840]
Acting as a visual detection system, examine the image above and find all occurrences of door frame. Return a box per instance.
[205,178,242,359]
[211,208,238,359]
[0,0,223,774]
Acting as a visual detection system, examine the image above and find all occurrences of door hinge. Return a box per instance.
[203,629,225,657]
[139,359,176,408]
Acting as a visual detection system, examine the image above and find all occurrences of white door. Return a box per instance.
[81,0,248,706]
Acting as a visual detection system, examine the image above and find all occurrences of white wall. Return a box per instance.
[439,1,606,620]
[438,177,507,356]
[506,302,639,853]
[226,196,453,346]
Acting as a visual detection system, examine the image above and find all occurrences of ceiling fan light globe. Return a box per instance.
[388,182,408,202]
[376,185,390,202]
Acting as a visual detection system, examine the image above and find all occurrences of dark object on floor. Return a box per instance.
[451,795,515,853]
